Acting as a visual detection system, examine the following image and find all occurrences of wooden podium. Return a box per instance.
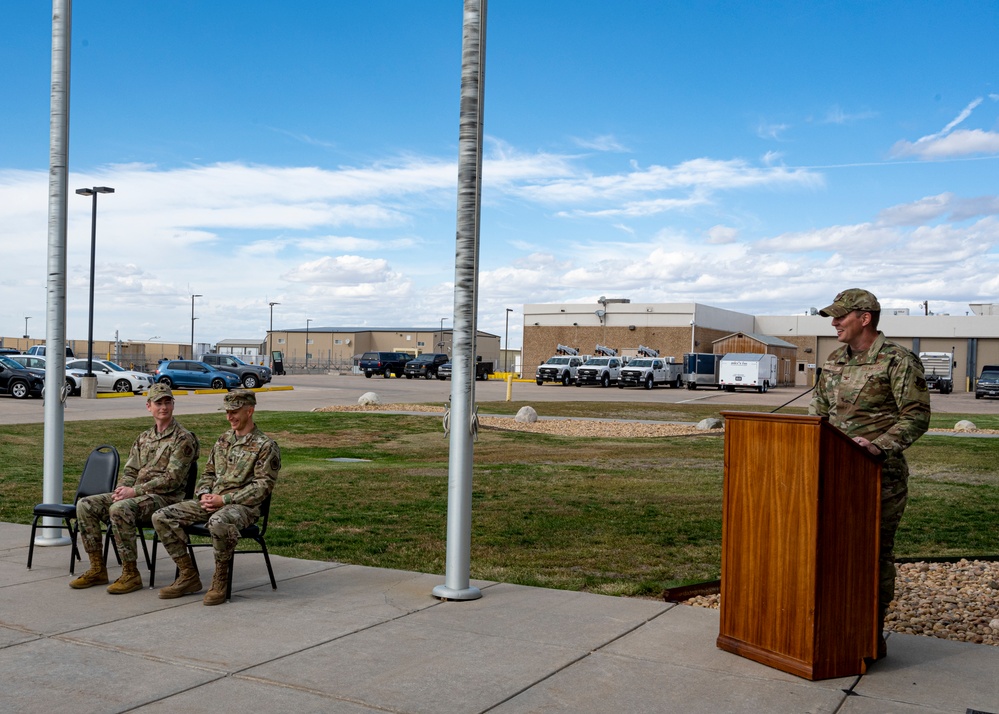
[716,412,882,680]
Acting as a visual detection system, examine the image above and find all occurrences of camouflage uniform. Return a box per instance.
[76,420,199,562]
[152,425,280,562]
[809,330,930,616]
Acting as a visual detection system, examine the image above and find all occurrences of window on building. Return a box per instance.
[277,338,285,344]
[306,339,313,345]
[334,339,343,345]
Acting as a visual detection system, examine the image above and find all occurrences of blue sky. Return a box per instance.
[2,1,998,349]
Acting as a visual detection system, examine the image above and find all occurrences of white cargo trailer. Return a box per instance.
[719,353,778,393]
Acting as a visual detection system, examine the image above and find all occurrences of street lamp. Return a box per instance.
[439,317,449,351]
[268,302,280,368]
[75,186,115,396]
[504,308,513,373]
[305,318,312,368]
[24,316,30,339]
[191,294,202,358]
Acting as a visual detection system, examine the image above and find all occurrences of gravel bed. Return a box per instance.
[316,403,997,647]
[682,559,999,647]
[312,403,711,438]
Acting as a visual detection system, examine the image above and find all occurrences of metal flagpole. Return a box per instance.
[433,0,486,601]
[39,0,72,545]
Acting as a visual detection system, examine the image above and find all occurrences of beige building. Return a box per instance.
[0,337,192,372]
[523,299,999,391]
[267,326,500,372]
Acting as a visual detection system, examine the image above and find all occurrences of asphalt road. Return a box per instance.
[0,372,993,425]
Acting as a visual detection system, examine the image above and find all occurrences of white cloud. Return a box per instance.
[570,134,629,152]
[529,158,822,216]
[705,225,738,245]
[756,122,790,140]
[283,255,401,286]
[822,105,878,124]
[890,97,999,159]
[877,192,999,226]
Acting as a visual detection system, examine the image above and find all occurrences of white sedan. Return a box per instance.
[66,359,155,394]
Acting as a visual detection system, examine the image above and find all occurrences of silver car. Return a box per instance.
[66,358,155,394]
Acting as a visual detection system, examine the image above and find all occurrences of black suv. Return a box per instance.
[0,355,45,399]
[201,354,272,389]
[359,351,411,378]
[404,353,449,379]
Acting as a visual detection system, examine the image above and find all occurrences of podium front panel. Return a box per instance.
[717,412,880,680]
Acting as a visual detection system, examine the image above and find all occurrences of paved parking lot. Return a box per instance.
[0,372,992,425]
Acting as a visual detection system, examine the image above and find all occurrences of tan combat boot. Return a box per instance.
[203,558,230,606]
[107,560,143,594]
[158,554,202,599]
[69,549,108,589]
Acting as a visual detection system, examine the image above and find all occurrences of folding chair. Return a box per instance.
[27,444,120,573]
[144,459,199,588]
[181,493,277,602]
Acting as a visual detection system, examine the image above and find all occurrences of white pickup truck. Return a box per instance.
[618,357,683,389]
[575,356,622,387]
[535,355,585,386]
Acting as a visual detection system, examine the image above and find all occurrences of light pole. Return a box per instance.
[504,308,512,373]
[24,316,30,339]
[305,318,312,368]
[75,186,115,398]
[439,317,449,351]
[191,294,202,358]
[268,301,280,368]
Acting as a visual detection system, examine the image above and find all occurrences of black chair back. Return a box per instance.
[77,445,120,502]
[27,444,120,573]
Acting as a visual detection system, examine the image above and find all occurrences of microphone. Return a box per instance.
[770,367,822,413]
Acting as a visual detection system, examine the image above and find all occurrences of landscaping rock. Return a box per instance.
[954,419,978,432]
[358,392,381,406]
[697,418,724,431]
[515,406,539,423]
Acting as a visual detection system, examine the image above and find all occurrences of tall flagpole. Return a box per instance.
[38,0,72,545]
[433,0,487,601]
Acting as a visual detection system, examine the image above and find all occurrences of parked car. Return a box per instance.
[8,354,47,370]
[404,353,449,379]
[0,355,45,399]
[436,359,493,381]
[359,351,411,378]
[200,353,272,389]
[66,358,155,394]
[8,354,80,395]
[26,345,75,358]
[153,360,241,390]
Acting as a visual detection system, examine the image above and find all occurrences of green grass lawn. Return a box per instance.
[2,403,996,597]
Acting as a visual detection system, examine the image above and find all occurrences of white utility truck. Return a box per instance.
[618,345,683,389]
[918,352,954,394]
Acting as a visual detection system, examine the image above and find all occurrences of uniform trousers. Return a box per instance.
[152,500,258,562]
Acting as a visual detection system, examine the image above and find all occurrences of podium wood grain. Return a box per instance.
[716,412,881,680]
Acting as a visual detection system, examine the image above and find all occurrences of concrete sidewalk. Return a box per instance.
[3,522,997,714]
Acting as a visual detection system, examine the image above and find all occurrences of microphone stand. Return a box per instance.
[770,367,822,413]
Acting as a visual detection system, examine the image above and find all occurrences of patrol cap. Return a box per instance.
[220,389,256,411]
[146,382,174,402]
[818,288,881,318]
